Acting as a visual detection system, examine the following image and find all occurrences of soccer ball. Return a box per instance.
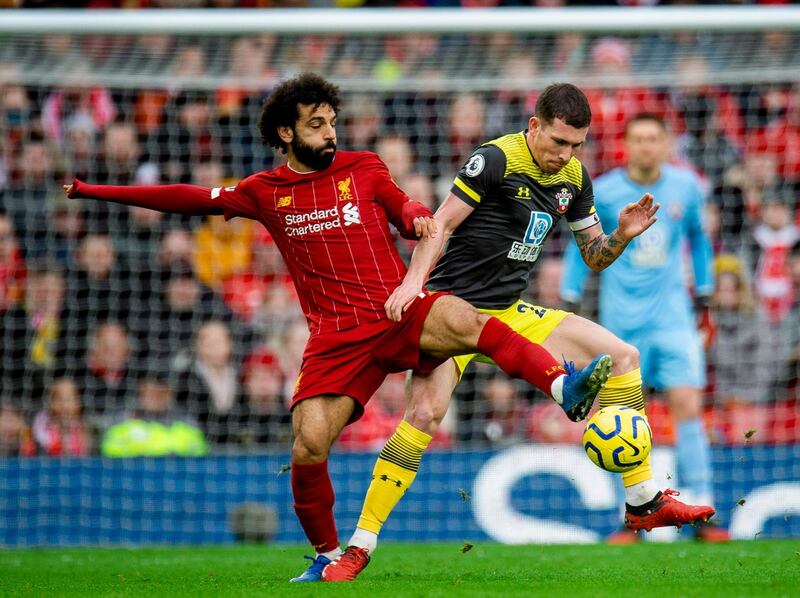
[582,406,652,473]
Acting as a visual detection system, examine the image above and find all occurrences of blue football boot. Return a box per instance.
[561,354,612,422]
[289,554,331,582]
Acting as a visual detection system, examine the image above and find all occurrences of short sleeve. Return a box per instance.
[211,175,261,221]
[450,145,506,207]
[566,164,600,232]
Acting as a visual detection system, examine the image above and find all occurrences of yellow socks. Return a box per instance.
[597,368,645,412]
[597,368,652,487]
[356,420,432,534]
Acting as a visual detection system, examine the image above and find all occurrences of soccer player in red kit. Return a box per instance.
[65,74,617,582]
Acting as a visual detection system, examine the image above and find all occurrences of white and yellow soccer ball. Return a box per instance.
[582,406,652,473]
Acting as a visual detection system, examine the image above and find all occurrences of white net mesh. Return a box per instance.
[1,10,800,545]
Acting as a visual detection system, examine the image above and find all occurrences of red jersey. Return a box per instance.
[211,151,419,335]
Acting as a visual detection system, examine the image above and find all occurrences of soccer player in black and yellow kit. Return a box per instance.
[323,83,715,582]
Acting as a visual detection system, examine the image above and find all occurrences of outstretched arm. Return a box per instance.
[64,179,226,216]
[574,193,659,272]
[385,193,474,321]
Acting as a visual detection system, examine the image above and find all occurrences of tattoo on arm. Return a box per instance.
[575,229,629,271]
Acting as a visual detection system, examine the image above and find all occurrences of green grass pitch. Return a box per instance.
[2,541,799,597]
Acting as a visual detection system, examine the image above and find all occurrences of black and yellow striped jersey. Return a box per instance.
[427,131,599,309]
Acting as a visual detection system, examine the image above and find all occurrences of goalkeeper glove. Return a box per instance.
[695,294,717,349]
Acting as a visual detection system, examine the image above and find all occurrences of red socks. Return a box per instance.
[476,317,565,395]
[291,460,339,554]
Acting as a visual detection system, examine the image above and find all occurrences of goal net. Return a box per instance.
[1,6,799,546]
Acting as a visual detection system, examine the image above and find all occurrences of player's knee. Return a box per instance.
[405,402,445,435]
[292,433,330,464]
[669,390,703,421]
[671,401,700,422]
[611,341,640,374]
[468,312,492,338]
[453,306,487,331]
[449,308,490,346]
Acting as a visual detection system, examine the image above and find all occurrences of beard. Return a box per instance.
[291,136,336,171]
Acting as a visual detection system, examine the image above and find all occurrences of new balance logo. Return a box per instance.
[342,202,361,226]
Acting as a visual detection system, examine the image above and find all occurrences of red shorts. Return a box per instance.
[290,290,448,423]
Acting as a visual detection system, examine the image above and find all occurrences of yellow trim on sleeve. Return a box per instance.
[453,177,482,203]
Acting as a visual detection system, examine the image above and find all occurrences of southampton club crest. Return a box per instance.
[555,187,572,213]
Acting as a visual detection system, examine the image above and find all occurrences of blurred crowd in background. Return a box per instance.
[1,25,800,458]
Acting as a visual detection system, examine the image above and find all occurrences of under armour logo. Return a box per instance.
[516,186,531,199]
[378,474,403,488]
[342,201,361,226]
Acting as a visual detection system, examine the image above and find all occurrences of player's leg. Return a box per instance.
[657,334,729,541]
[653,332,712,503]
[539,314,658,504]
[541,314,714,530]
[670,387,713,501]
[324,362,459,582]
[289,394,356,582]
[358,364,457,536]
[471,301,613,421]
[325,296,613,582]
[602,334,654,543]
[544,315,653,503]
[327,297,598,581]
[669,385,729,541]
[418,295,609,412]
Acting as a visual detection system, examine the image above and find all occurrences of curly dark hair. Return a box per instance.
[534,83,591,129]
[257,73,341,153]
